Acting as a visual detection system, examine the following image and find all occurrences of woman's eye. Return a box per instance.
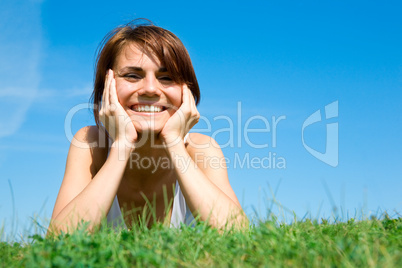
[158,76,173,82]
[123,73,142,80]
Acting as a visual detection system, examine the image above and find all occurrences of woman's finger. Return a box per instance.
[104,69,112,110]
[180,85,198,132]
[109,71,119,109]
[100,71,108,112]
[182,84,192,111]
[184,85,197,116]
[187,86,196,110]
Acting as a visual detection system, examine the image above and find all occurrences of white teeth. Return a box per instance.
[133,105,163,113]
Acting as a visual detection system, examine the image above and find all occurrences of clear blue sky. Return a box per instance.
[1,0,401,240]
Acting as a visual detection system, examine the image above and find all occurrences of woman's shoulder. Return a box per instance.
[185,133,222,155]
[70,125,108,172]
[186,132,214,144]
[73,125,101,142]
[72,126,108,147]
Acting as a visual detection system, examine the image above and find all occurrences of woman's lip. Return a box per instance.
[130,102,169,106]
[127,110,168,117]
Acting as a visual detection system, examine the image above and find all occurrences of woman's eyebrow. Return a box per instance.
[119,66,143,72]
[118,66,168,72]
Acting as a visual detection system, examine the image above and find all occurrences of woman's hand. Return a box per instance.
[99,69,137,149]
[159,85,200,146]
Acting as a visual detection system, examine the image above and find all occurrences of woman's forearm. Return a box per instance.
[166,141,249,229]
[49,144,132,234]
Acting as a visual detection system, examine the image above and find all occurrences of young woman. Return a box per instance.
[49,20,248,233]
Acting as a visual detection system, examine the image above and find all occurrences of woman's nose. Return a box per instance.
[141,75,160,96]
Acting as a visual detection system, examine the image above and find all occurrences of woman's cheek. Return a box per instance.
[115,81,132,102]
[172,87,183,108]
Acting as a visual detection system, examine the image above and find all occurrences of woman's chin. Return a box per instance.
[133,122,163,136]
[133,123,166,148]
[136,127,163,135]
[130,113,168,135]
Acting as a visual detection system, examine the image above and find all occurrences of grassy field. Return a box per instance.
[1,216,401,267]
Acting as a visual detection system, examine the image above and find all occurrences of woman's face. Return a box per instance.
[113,43,182,134]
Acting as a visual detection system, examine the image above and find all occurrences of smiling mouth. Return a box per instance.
[130,104,168,113]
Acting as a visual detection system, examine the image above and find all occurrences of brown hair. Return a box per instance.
[90,19,200,128]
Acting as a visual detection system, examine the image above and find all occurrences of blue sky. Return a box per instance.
[1,0,401,239]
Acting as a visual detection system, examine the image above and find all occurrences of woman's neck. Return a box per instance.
[131,132,167,156]
[120,132,175,181]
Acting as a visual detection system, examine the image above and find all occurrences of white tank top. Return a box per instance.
[106,134,195,229]
[106,180,195,229]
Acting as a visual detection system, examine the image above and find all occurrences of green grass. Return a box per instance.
[1,216,401,267]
